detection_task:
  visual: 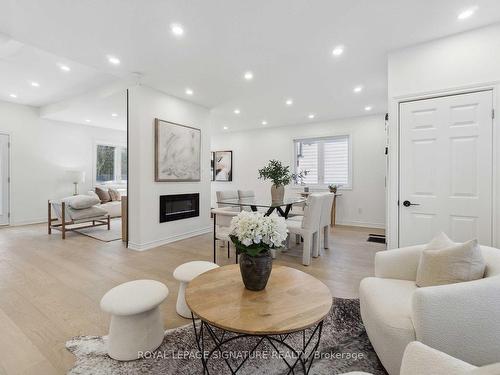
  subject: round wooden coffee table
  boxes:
[186,264,332,374]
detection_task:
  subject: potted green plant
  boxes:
[229,211,288,291]
[258,159,308,202]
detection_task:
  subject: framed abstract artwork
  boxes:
[155,119,201,182]
[210,152,215,181]
[214,150,233,181]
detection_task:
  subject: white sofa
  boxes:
[88,188,125,218]
[343,341,500,375]
[359,244,500,375]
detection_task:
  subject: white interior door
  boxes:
[399,90,493,246]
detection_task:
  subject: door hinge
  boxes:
[7,177,10,183]
[493,109,495,119]
[7,212,10,218]
[397,200,400,206]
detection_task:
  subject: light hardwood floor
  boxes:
[0,223,385,374]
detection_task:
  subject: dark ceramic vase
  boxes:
[238,251,273,291]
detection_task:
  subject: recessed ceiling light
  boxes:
[31,81,40,87]
[107,55,121,65]
[170,23,184,36]
[111,113,118,117]
[9,93,17,98]
[332,45,344,56]
[285,99,293,106]
[261,120,268,125]
[58,63,70,72]
[185,88,194,95]
[244,71,253,80]
[353,85,363,93]
[85,119,91,123]
[308,113,316,119]
[458,6,478,20]
[365,106,373,111]
[234,109,240,114]
[223,126,229,130]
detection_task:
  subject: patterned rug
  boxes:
[66,298,387,374]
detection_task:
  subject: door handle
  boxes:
[403,200,420,207]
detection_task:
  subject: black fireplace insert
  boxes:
[159,193,200,223]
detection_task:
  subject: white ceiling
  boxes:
[1,0,500,132]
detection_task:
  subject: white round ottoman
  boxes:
[100,279,168,361]
[173,261,219,318]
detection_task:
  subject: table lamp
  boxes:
[67,170,86,195]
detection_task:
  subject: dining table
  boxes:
[216,196,306,219]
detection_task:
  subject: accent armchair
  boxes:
[359,244,500,375]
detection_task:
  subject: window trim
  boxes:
[93,140,128,185]
[292,134,352,190]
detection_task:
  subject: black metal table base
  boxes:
[191,314,324,374]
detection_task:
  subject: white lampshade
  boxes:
[67,170,86,184]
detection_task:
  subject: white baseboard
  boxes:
[335,220,385,229]
[9,218,47,227]
[127,226,212,251]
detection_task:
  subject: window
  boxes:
[294,135,351,188]
[95,143,127,183]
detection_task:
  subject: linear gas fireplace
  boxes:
[159,193,200,223]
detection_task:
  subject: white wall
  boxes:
[128,85,212,251]
[387,24,500,248]
[211,114,386,228]
[0,99,126,225]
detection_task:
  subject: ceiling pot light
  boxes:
[332,45,344,56]
[9,93,17,98]
[244,71,253,80]
[85,119,91,123]
[223,126,229,130]
[261,120,268,125]
[234,109,240,114]
[170,23,184,36]
[285,99,293,106]
[353,85,363,93]
[31,81,40,87]
[458,6,478,20]
[111,113,118,117]
[364,106,373,111]
[107,55,121,65]
[58,63,70,72]
[308,113,316,119]
[185,88,194,95]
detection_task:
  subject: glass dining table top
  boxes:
[216,197,306,208]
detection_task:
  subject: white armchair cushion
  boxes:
[63,194,100,209]
[416,239,486,287]
[425,232,455,250]
[412,275,500,366]
[400,341,476,375]
[375,245,424,281]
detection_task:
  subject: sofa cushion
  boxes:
[100,201,122,218]
[108,188,121,201]
[359,277,417,375]
[63,194,100,210]
[95,187,111,203]
[67,206,108,221]
[416,239,486,287]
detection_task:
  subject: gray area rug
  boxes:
[66,298,386,374]
[74,218,122,242]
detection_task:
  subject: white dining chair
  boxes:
[237,190,256,211]
[211,207,239,264]
[285,194,322,266]
[216,190,239,210]
[315,193,335,256]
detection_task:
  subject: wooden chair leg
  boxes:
[302,234,312,266]
[61,202,66,240]
[312,232,320,258]
[48,200,52,234]
[323,226,329,249]
[227,242,230,258]
[107,216,111,230]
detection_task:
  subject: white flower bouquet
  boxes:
[229,211,288,257]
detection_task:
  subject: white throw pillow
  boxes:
[416,239,486,287]
[63,195,100,210]
[425,232,455,250]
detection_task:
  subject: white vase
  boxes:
[271,184,285,202]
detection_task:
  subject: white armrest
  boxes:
[400,341,475,375]
[375,245,425,281]
[211,208,240,216]
[412,276,500,366]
